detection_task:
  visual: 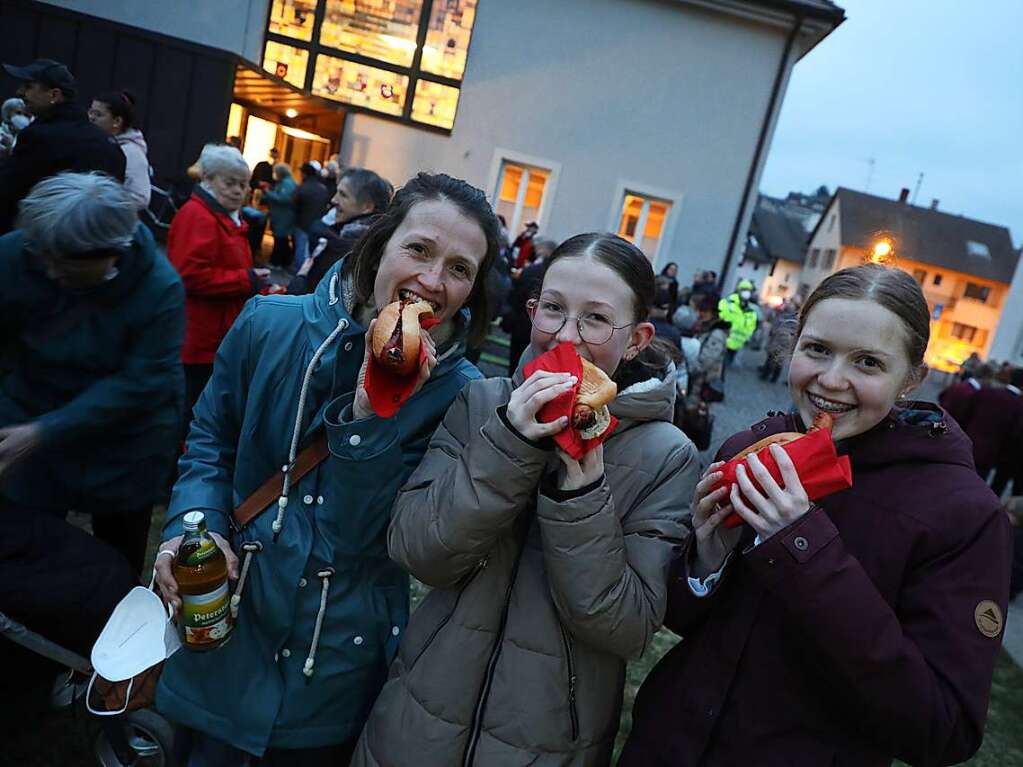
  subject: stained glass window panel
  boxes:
[311,54,408,115]
[422,0,477,80]
[263,41,310,89]
[320,0,424,68]
[410,79,459,129]
[268,0,316,41]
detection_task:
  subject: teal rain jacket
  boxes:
[155,261,480,756]
[0,224,184,511]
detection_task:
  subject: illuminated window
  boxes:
[411,80,459,129]
[951,323,978,343]
[262,0,476,131]
[320,0,424,68]
[269,0,317,41]
[422,0,477,80]
[618,193,673,261]
[263,41,310,89]
[494,162,550,237]
[311,54,408,115]
[964,282,991,304]
[912,268,927,284]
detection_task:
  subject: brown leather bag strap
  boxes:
[231,433,330,530]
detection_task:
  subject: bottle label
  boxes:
[182,538,219,567]
[181,582,232,646]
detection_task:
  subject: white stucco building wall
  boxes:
[37,0,270,61]
[339,0,831,280]
[989,254,1023,364]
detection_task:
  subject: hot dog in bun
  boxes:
[733,411,834,459]
[371,298,435,376]
[572,358,617,439]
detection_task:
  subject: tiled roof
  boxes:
[831,187,1019,284]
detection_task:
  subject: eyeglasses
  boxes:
[527,298,633,346]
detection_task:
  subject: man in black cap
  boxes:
[0,59,126,233]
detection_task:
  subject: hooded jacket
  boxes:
[353,361,699,766]
[262,172,298,236]
[167,187,257,365]
[621,404,1011,767]
[155,261,481,756]
[0,102,126,233]
[717,291,757,351]
[0,224,184,511]
[115,128,151,210]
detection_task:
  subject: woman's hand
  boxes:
[556,443,604,491]
[729,443,811,540]
[352,320,438,420]
[506,370,576,442]
[690,461,743,579]
[153,532,239,618]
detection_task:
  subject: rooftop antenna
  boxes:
[864,156,875,193]
[910,172,924,205]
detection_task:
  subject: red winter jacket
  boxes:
[622,404,1011,767]
[168,190,256,364]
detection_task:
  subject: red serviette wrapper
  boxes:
[522,342,618,460]
[712,427,853,529]
[364,317,441,418]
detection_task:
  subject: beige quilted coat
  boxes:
[352,365,699,766]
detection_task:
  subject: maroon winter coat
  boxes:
[621,404,1011,767]
[167,188,256,365]
[960,385,1023,474]
[937,378,980,428]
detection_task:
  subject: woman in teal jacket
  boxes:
[261,163,298,268]
[153,173,499,766]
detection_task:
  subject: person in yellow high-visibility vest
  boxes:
[718,278,758,367]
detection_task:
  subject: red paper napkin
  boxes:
[364,317,441,418]
[712,427,853,529]
[522,342,618,460]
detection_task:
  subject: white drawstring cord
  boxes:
[229,541,263,619]
[272,318,349,540]
[303,568,335,678]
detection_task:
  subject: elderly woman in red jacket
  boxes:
[622,264,1011,767]
[168,144,270,418]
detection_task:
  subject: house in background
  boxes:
[802,187,1019,371]
[733,187,829,301]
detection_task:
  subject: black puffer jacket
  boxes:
[286,213,377,295]
[0,102,126,233]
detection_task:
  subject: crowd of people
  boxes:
[0,56,1016,767]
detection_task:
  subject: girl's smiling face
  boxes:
[788,297,918,440]
[530,255,654,377]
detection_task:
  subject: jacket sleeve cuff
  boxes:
[481,406,551,472]
[744,505,838,589]
[496,404,552,451]
[325,393,400,461]
[540,473,605,503]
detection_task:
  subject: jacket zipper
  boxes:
[408,557,487,671]
[559,621,580,741]
[462,549,524,767]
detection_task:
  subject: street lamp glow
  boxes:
[285,108,298,118]
[870,239,893,263]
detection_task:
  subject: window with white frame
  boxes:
[493,161,551,238]
[617,192,673,261]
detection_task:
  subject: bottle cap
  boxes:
[182,511,206,531]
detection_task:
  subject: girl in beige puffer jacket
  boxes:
[353,233,700,767]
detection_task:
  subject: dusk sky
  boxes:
[760,0,1023,248]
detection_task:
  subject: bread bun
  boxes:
[734,412,833,459]
[573,358,617,438]
[371,300,435,376]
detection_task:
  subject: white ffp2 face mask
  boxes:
[739,290,751,301]
[10,114,31,132]
[87,586,180,716]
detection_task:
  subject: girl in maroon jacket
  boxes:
[622,264,1011,767]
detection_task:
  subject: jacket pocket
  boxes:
[407,558,487,672]
[558,620,580,742]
